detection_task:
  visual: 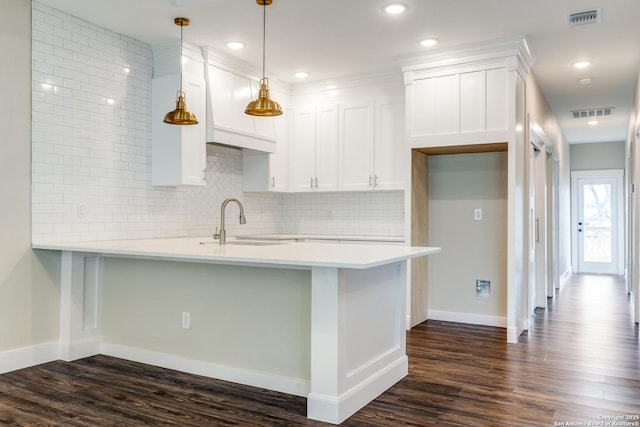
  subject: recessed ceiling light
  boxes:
[578,76,592,84]
[226,41,245,50]
[294,71,309,79]
[588,120,599,126]
[573,61,591,69]
[420,38,438,47]
[383,3,407,15]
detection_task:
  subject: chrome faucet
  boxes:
[216,198,247,245]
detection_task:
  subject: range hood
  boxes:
[203,49,277,153]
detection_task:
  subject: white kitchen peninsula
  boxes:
[33,238,440,425]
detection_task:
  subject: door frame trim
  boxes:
[571,169,624,275]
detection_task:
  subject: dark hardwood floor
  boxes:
[1,274,639,426]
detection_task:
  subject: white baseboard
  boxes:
[59,338,101,362]
[101,343,310,398]
[507,326,520,344]
[560,266,572,286]
[0,341,59,374]
[428,310,507,328]
[307,355,407,424]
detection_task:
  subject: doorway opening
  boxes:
[571,169,624,275]
[410,143,508,328]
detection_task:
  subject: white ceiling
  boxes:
[37,0,640,144]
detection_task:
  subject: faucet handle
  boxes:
[213,226,220,240]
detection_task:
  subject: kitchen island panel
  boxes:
[102,258,312,382]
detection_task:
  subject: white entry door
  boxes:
[572,170,624,275]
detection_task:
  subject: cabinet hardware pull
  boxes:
[374,175,378,188]
[310,177,314,188]
[272,176,275,188]
[315,177,318,188]
[369,175,372,187]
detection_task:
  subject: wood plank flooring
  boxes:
[1,274,639,426]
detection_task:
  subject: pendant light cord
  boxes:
[262,1,266,79]
[180,21,184,92]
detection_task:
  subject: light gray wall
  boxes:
[102,258,311,379]
[525,73,572,279]
[428,152,508,322]
[0,0,60,353]
[570,141,626,171]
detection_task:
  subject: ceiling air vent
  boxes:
[568,9,602,26]
[571,107,614,119]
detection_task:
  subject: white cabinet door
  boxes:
[292,107,317,191]
[314,104,338,191]
[242,106,290,192]
[151,72,206,186]
[338,101,375,191]
[270,110,289,191]
[374,99,405,190]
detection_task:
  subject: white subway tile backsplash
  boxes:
[31,3,404,244]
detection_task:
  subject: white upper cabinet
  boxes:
[151,70,207,186]
[373,99,405,190]
[402,37,534,148]
[291,105,338,192]
[338,101,375,191]
[338,99,405,191]
[243,105,290,192]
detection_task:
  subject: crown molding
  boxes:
[401,36,535,80]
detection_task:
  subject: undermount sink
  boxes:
[199,240,285,246]
[227,240,285,246]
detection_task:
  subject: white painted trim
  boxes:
[307,355,407,425]
[0,341,59,374]
[560,266,572,287]
[59,338,101,362]
[507,327,520,344]
[101,343,310,398]
[428,310,507,328]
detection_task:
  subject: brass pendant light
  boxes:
[245,0,283,116]
[164,17,199,125]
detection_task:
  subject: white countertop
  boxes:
[235,234,405,243]
[33,237,440,269]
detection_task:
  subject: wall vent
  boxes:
[568,9,601,26]
[571,107,614,119]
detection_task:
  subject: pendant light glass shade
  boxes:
[164,17,198,125]
[245,0,283,117]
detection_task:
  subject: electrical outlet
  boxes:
[476,280,490,297]
[474,208,482,221]
[181,312,191,330]
[78,202,87,218]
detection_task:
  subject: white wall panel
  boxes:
[486,68,508,131]
[410,78,436,136]
[434,74,460,134]
[460,71,486,132]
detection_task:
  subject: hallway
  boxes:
[0,275,638,426]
